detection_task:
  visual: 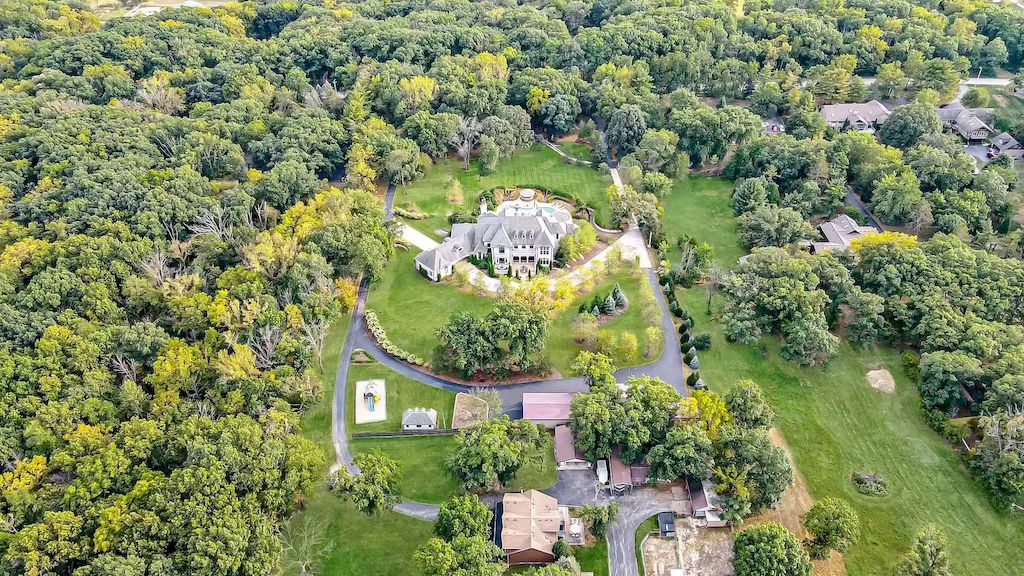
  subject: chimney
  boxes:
[480,198,488,215]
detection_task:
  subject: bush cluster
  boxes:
[393,207,430,220]
[851,471,888,496]
[364,309,426,366]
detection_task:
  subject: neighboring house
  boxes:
[989,132,1024,160]
[401,407,437,430]
[689,477,728,528]
[608,450,648,495]
[414,189,576,281]
[554,425,591,470]
[497,490,562,565]
[937,103,995,142]
[819,100,891,131]
[810,214,877,253]
[522,392,574,428]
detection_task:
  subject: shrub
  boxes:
[678,323,689,335]
[364,310,421,366]
[679,333,690,346]
[692,333,711,350]
[687,371,700,386]
[552,539,573,559]
[851,471,888,496]
[672,305,684,318]
[683,352,695,364]
[901,350,921,381]
[683,317,693,328]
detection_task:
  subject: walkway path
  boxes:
[539,137,594,167]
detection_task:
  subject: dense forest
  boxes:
[0,0,1023,574]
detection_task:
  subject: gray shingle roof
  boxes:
[402,407,437,427]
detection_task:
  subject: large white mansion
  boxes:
[414,189,577,281]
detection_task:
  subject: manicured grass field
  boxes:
[369,249,654,377]
[680,289,1024,576]
[394,144,613,235]
[351,435,462,503]
[351,431,555,502]
[366,248,494,360]
[660,176,745,267]
[282,318,443,576]
[575,540,609,576]
[555,140,592,161]
[346,361,457,433]
[547,269,653,373]
[657,172,1024,575]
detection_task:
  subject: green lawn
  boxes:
[575,540,609,576]
[660,176,744,267]
[346,361,457,433]
[366,248,494,360]
[657,173,1024,575]
[395,144,613,236]
[555,140,592,161]
[369,249,654,377]
[680,288,1024,576]
[281,317,445,576]
[351,435,462,503]
[634,515,659,574]
[503,441,558,492]
[547,269,653,373]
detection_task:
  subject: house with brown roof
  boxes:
[819,100,891,132]
[498,490,562,565]
[607,450,649,495]
[688,477,728,528]
[810,214,877,253]
[937,102,995,142]
[554,425,590,470]
[990,132,1024,160]
[522,392,574,428]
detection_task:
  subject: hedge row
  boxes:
[364,310,427,367]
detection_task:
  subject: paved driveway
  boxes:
[605,489,679,576]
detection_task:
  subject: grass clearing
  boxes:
[547,269,653,373]
[366,248,493,360]
[281,317,445,576]
[680,289,1024,576]
[346,362,457,433]
[351,435,462,503]
[660,176,744,267]
[575,540,610,576]
[369,250,655,377]
[658,172,1024,575]
[395,145,613,235]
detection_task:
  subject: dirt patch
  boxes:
[866,369,896,394]
[452,393,490,428]
[744,429,848,576]
[658,517,734,576]
[642,533,681,576]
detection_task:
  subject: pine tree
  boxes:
[603,294,617,314]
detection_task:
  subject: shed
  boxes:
[401,407,437,430]
[554,425,591,470]
[522,393,574,427]
[658,512,676,538]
